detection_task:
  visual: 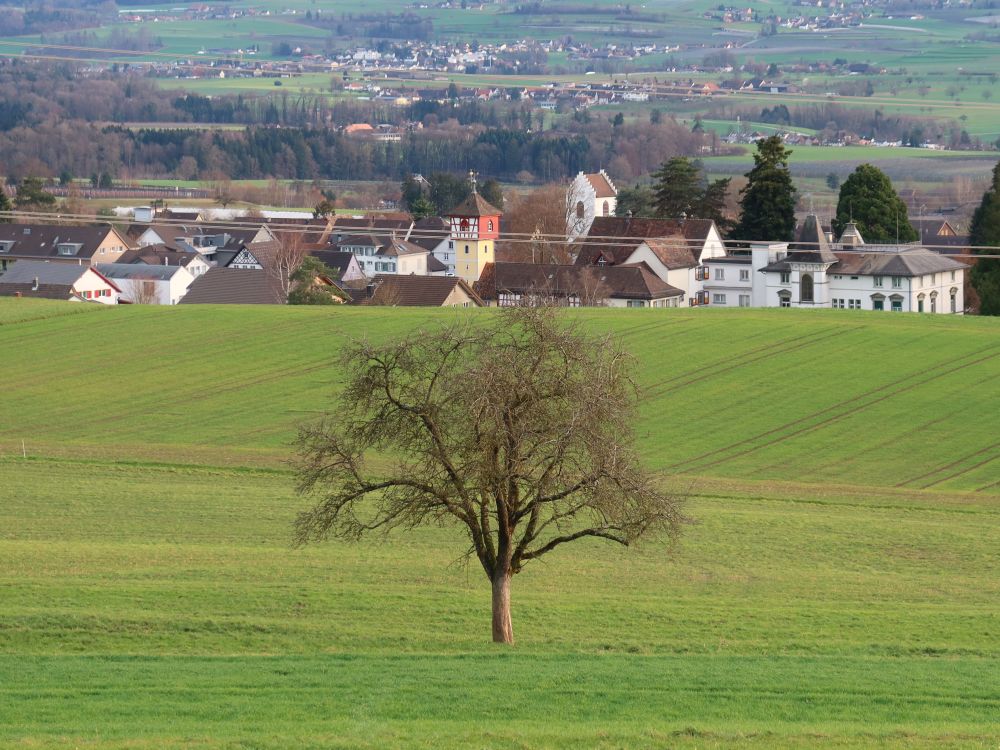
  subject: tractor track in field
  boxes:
[896,441,1000,489]
[667,345,1000,474]
[643,326,855,399]
[917,446,1000,490]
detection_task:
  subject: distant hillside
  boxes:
[1,300,996,493]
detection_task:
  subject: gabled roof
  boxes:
[379,238,427,257]
[309,250,360,278]
[179,268,285,304]
[427,254,447,272]
[449,191,502,217]
[365,274,483,306]
[576,216,717,268]
[0,223,125,261]
[584,170,617,199]
[96,263,189,281]
[0,260,92,286]
[761,246,968,277]
[117,245,207,268]
[475,262,684,302]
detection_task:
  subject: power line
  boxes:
[1,209,999,258]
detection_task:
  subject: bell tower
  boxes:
[448,171,502,284]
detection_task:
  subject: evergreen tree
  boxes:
[833,163,917,243]
[969,161,1000,315]
[429,172,471,215]
[288,257,341,306]
[651,157,700,219]
[694,177,733,233]
[400,174,423,210]
[14,176,56,211]
[732,136,797,242]
[615,184,655,218]
[479,178,504,210]
[0,187,11,223]
[409,196,437,220]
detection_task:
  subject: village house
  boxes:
[475,261,685,308]
[0,224,132,271]
[96,263,195,305]
[354,274,484,307]
[702,215,968,313]
[574,216,727,301]
[116,245,212,279]
[0,260,121,303]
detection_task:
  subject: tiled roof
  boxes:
[584,171,617,199]
[475,262,684,302]
[117,245,206,268]
[96,263,188,281]
[0,260,91,286]
[179,268,285,304]
[366,274,483,306]
[0,223,123,261]
[575,216,716,267]
[761,247,968,277]
[449,192,502,217]
[309,250,358,278]
[787,214,838,264]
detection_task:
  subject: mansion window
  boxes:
[873,300,884,311]
[778,292,791,308]
[848,299,861,310]
[950,289,958,313]
[891,297,903,312]
[714,268,724,281]
[800,273,814,303]
[832,298,845,309]
[891,276,902,289]
[712,293,726,305]
[740,269,750,281]
[951,271,956,282]
[626,299,646,308]
[873,275,884,287]
[739,294,750,307]
[780,272,790,284]
[930,292,938,313]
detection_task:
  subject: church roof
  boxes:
[584,171,617,199]
[449,191,502,217]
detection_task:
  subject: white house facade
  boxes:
[702,218,968,314]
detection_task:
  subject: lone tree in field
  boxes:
[293,309,682,644]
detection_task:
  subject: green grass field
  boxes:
[1,301,998,748]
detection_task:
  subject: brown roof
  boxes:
[0,223,126,262]
[408,216,450,251]
[475,262,684,302]
[584,171,617,199]
[309,250,359,278]
[787,214,838,264]
[0,283,77,300]
[449,191,502,217]
[364,274,484,306]
[179,268,285,304]
[576,216,716,267]
[117,245,206,268]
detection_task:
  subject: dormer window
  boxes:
[57,243,81,256]
[0,241,11,253]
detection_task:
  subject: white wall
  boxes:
[74,270,120,304]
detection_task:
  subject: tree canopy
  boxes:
[731,136,796,242]
[969,161,1000,315]
[833,163,917,243]
[293,309,682,644]
[0,186,10,222]
[14,176,56,211]
[649,157,732,231]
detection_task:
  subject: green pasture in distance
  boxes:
[0,301,998,748]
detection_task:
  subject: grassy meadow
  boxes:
[0,300,998,748]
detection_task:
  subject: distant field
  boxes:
[0,301,998,747]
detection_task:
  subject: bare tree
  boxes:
[497,185,575,264]
[267,233,308,299]
[293,308,682,644]
[126,279,158,304]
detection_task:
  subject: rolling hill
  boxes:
[0,300,997,749]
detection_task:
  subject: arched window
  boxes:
[460,218,469,231]
[950,287,957,313]
[930,290,938,313]
[487,220,494,232]
[800,273,814,303]
[778,291,791,308]
[602,200,610,216]
[917,292,925,313]
[576,201,585,219]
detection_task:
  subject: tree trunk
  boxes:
[491,571,513,644]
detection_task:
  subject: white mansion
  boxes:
[703,216,968,314]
